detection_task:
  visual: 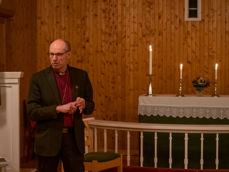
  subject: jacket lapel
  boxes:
[46,67,62,105]
[69,66,79,101]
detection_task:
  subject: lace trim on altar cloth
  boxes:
[138,105,229,119]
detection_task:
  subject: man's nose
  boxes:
[52,55,58,60]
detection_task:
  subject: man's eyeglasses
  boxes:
[48,51,69,57]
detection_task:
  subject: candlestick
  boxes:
[213,63,219,97]
[177,78,184,97]
[147,74,153,96]
[180,63,183,80]
[213,80,219,97]
[177,63,184,97]
[149,81,152,96]
[149,45,152,75]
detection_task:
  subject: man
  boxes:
[28,39,94,172]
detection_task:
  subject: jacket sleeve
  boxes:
[27,74,59,121]
[83,72,95,115]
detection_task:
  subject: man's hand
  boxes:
[56,101,77,114]
[76,97,85,113]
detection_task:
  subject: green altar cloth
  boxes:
[139,115,229,169]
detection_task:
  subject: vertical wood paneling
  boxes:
[178,0,184,91]
[219,1,223,92]
[218,0,225,93]
[157,0,163,93]
[152,0,157,93]
[117,0,123,121]
[203,0,209,91]
[225,0,229,93]
[212,0,220,92]
[37,0,229,121]
[2,1,229,122]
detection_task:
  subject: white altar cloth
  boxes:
[138,95,229,119]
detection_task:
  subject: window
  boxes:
[185,0,201,21]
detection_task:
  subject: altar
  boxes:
[138,95,229,169]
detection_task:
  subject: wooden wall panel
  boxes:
[0,0,37,102]
[36,0,229,121]
[225,0,229,94]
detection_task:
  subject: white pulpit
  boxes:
[0,72,23,172]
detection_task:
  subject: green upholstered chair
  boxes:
[84,120,123,172]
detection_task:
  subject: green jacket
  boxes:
[28,66,94,156]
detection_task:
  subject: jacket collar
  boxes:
[68,66,79,100]
[47,65,79,104]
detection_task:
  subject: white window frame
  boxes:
[185,0,201,21]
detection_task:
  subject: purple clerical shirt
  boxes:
[54,70,73,127]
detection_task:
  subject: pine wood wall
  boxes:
[36,0,229,123]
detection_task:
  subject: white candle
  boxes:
[215,63,218,80]
[180,63,183,80]
[149,45,152,75]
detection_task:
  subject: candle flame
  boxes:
[180,63,183,70]
[215,63,218,70]
[149,45,152,51]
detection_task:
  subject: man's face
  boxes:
[49,40,71,72]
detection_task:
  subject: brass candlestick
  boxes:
[177,78,184,97]
[148,74,152,96]
[213,79,219,97]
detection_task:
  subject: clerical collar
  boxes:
[59,72,66,76]
[54,69,68,76]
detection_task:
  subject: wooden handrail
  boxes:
[86,119,229,169]
[87,119,229,133]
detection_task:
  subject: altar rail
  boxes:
[85,118,229,170]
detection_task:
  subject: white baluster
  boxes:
[127,131,130,166]
[104,129,107,152]
[90,127,94,150]
[115,130,118,153]
[200,133,204,170]
[216,133,219,170]
[140,131,144,167]
[169,132,173,168]
[184,133,188,169]
[94,128,97,152]
[154,132,158,168]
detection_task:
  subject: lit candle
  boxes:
[215,63,218,80]
[149,45,152,75]
[180,63,183,80]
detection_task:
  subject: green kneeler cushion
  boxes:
[84,152,120,162]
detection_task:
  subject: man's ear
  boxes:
[67,51,71,59]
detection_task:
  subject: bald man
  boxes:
[28,39,94,172]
